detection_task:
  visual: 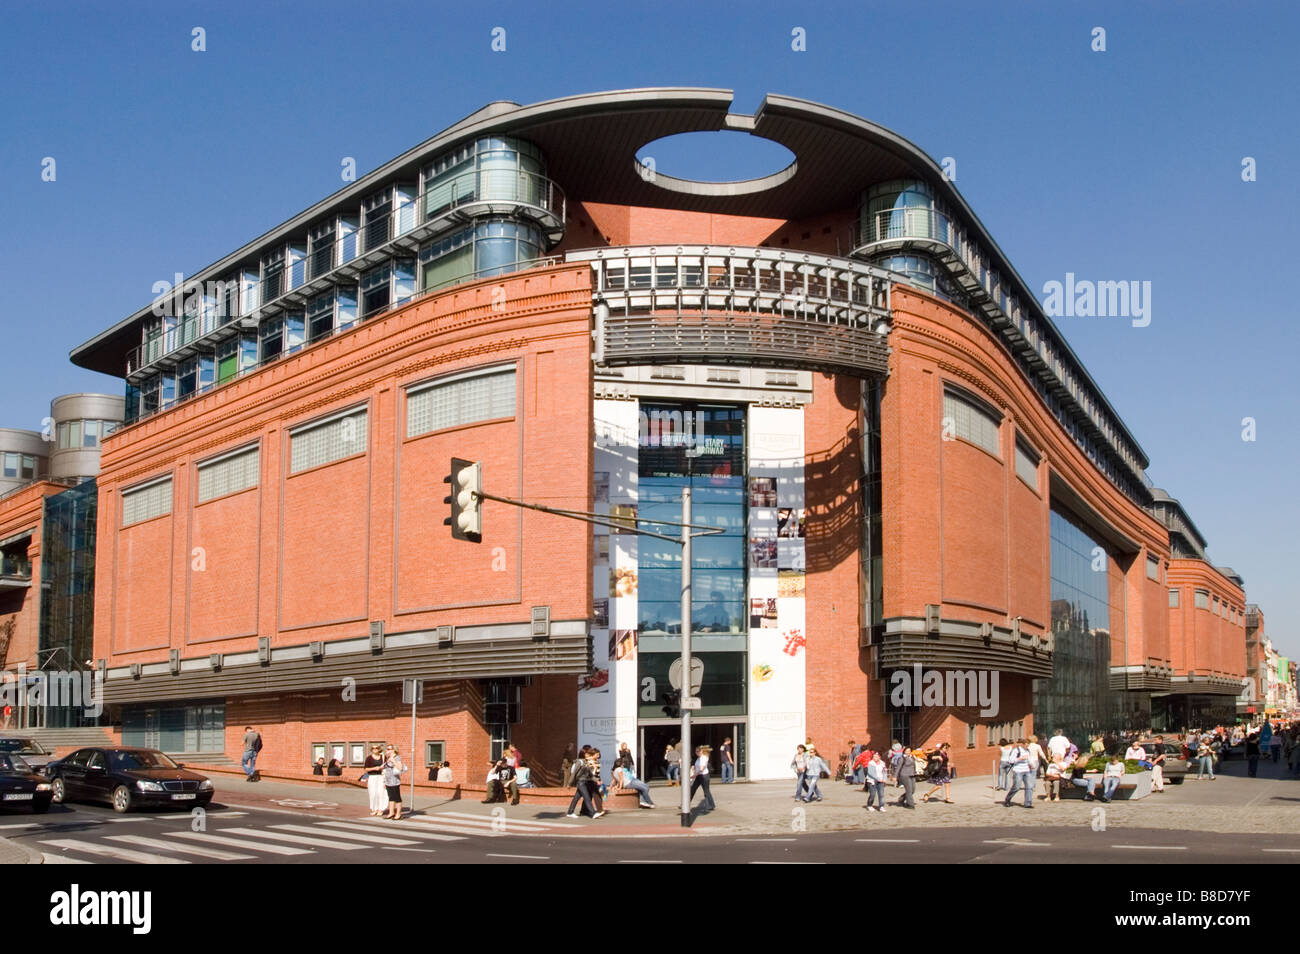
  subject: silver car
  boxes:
[0,737,55,771]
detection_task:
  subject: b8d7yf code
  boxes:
[1201,891,1250,902]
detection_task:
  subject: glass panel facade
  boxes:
[37,480,100,728]
[636,404,746,720]
[1033,506,1121,741]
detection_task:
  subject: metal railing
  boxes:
[573,245,894,379]
[127,169,566,376]
[120,255,561,429]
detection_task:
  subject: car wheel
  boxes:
[31,799,51,814]
[50,778,65,804]
[111,785,133,814]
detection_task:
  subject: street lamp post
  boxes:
[680,487,692,828]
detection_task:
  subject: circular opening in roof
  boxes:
[635,131,796,196]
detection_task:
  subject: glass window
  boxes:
[1146,555,1159,581]
[943,388,1001,457]
[1014,438,1038,488]
[3,453,17,478]
[361,264,391,317]
[406,366,516,437]
[425,741,446,766]
[260,316,284,363]
[82,420,99,447]
[289,409,368,474]
[20,455,35,479]
[284,312,305,354]
[1169,589,1180,608]
[197,445,260,503]
[122,477,173,526]
[68,420,82,447]
[1194,589,1210,610]
[307,292,335,343]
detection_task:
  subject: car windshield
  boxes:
[109,750,179,772]
[0,753,33,773]
[0,739,47,756]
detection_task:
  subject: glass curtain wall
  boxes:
[1033,506,1120,742]
[636,403,747,720]
[38,480,100,728]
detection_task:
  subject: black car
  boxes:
[0,752,54,813]
[0,737,56,771]
[45,747,214,813]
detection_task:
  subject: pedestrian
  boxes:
[500,757,520,804]
[921,742,953,803]
[804,745,827,802]
[887,741,905,784]
[1047,729,1070,763]
[364,744,387,815]
[1002,738,1034,809]
[1067,753,1098,799]
[617,741,634,771]
[1089,734,1106,756]
[589,748,606,814]
[516,759,533,789]
[612,757,655,808]
[864,750,887,812]
[437,761,453,783]
[483,759,504,803]
[1101,754,1124,802]
[1245,732,1261,778]
[1195,738,1216,780]
[1044,758,1063,801]
[996,738,1012,791]
[894,744,916,809]
[689,745,716,811]
[849,739,868,785]
[791,744,809,801]
[241,725,262,782]
[382,744,406,819]
[566,746,599,818]
[1028,735,1048,790]
[720,736,735,783]
[665,743,682,785]
[1269,730,1283,764]
[1149,736,1167,792]
[559,742,576,790]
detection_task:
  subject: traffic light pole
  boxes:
[680,486,692,828]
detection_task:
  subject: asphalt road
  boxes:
[4,798,1299,864]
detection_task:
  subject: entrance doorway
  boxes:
[640,721,744,782]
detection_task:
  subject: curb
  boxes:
[0,836,44,864]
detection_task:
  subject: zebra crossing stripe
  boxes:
[434,811,579,829]
[40,838,189,864]
[316,820,464,842]
[107,833,254,861]
[230,827,366,850]
[269,823,418,847]
[171,830,313,855]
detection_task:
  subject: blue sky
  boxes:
[2,1,1296,656]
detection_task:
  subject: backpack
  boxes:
[253,734,263,753]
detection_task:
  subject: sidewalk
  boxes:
[208,760,1300,837]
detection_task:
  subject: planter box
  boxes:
[1060,769,1152,800]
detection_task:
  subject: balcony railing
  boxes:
[0,556,32,580]
[120,255,560,429]
[573,245,894,380]
[127,170,566,376]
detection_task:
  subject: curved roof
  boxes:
[69,87,1149,471]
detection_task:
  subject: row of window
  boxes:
[120,366,516,526]
[1172,588,1243,622]
[1,452,42,481]
[127,218,544,425]
[54,419,117,450]
[865,180,1146,503]
[311,740,447,768]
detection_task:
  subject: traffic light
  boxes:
[661,688,681,719]
[444,458,482,541]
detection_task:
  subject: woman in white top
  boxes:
[689,745,716,811]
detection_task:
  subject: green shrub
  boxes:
[1084,757,1144,773]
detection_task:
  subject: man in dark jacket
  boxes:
[895,748,916,809]
[1246,733,1261,778]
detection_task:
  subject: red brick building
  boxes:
[68,89,1257,782]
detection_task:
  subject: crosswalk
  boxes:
[33,810,581,864]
